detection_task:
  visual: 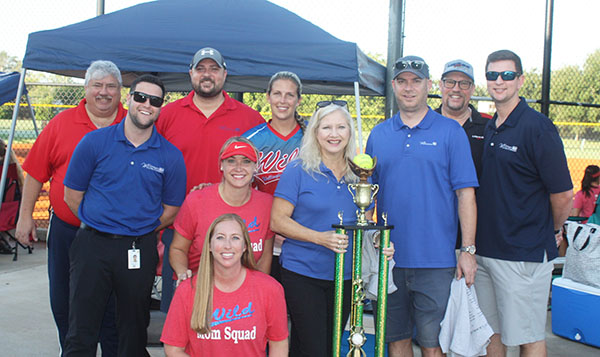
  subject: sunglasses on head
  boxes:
[131,91,164,107]
[316,100,348,109]
[485,71,521,81]
[395,60,425,71]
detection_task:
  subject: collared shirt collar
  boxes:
[181,90,237,114]
[113,118,161,148]
[491,97,527,130]
[391,107,435,131]
[75,99,125,127]
[318,162,346,183]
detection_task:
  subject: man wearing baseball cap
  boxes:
[366,55,478,356]
[155,47,265,312]
[435,59,491,179]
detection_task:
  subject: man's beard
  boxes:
[129,111,156,130]
[192,78,223,98]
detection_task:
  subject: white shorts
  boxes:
[474,254,553,346]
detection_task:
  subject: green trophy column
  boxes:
[347,228,366,356]
[375,227,391,357]
[332,224,346,357]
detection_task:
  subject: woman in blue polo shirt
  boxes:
[271,101,392,356]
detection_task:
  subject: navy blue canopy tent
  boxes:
[5,0,386,203]
[22,0,385,95]
[0,72,27,105]
[0,72,37,136]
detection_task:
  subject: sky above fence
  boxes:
[2,0,599,86]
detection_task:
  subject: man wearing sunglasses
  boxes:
[16,60,126,356]
[475,50,573,356]
[366,56,478,357]
[435,59,491,179]
[155,48,264,313]
[63,74,186,356]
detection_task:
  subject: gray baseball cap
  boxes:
[190,47,227,70]
[441,59,474,81]
[393,55,429,79]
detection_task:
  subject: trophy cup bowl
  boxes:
[348,156,379,226]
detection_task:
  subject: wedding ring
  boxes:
[338,239,342,245]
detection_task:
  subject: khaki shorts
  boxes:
[474,254,553,346]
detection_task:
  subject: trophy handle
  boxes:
[348,183,357,202]
[370,184,379,202]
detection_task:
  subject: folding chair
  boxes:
[0,163,32,261]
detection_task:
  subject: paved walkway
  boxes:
[1,242,598,356]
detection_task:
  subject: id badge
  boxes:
[128,249,141,269]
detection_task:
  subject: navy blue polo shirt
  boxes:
[366,108,478,268]
[64,119,186,236]
[476,98,572,262]
[274,160,358,280]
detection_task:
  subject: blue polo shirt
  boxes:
[366,108,478,268]
[476,98,572,262]
[64,119,187,236]
[274,160,358,280]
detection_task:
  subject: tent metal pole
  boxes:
[354,82,364,152]
[0,68,27,208]
[25,93,39,136]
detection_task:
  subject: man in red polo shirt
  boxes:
[156,47,264,192]
[156,47,264,312]
[16,60,125,356]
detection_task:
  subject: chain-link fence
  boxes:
[2,0,600,227]
[3,82,597,228]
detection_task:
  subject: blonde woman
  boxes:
[271,102,394,356]
[169,137,275,289]
[161,213,288,356]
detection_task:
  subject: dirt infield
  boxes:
[9,143,594,229]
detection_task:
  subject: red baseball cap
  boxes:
[220,142,257,163]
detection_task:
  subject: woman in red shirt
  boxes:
[571,165,600,220]
[169,138,275,287]
[161,213,288,356]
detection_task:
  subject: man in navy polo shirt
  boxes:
[366,56,478,356]
[475,50,572,356]
[63,74,186,356]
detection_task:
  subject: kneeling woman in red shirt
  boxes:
[161,213,289,356]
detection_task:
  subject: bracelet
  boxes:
[554,229,561,235]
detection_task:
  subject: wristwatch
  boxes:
[460,245,476,255]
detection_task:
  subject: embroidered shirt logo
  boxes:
[471,135,484,140]
[499,143,518,152]
[141,162,164,174]
[419,141,437,146]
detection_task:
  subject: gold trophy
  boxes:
[347,155,379,226]
[332,154,392,357]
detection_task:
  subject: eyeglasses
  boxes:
[485,71,521,81]
[395,60,425,71]
[131,91,164,107]
[442,79,473,90]
[316,100,348,109]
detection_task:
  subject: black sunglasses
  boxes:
[395,60,425,71]
[485,71,521,81]
[131,91,164,107]
[316,100,348,109]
